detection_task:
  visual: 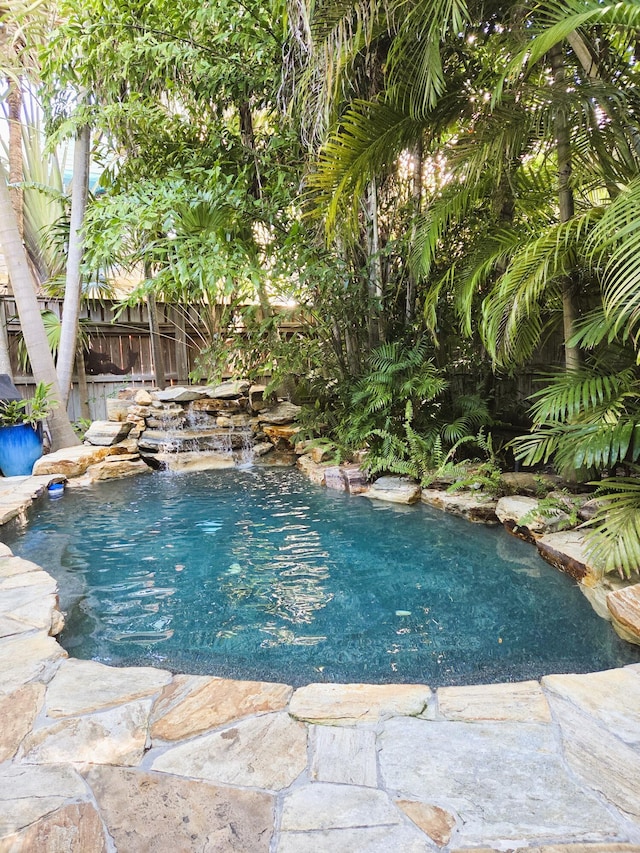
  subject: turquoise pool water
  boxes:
[5,468,639,685]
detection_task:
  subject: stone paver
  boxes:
[21,698,153,766]
[309,725,377,786]
[378,717,624,846]
[289,682,429,723]
[1,474,640,852]
[0,683,45,762]
[277,784,435,853]
[0,803,107,853]
[150,673,292,741]
[151,711,308,790]
[0,631,66,696]
[546,691,640,822]
[435,679,551,722]
[84,765,274,852]
[543,667,640,745]
[45,658,171,717]
[0,764,87,836]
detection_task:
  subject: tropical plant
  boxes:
[0,381,55,426]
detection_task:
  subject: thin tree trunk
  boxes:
[0,176,79,449]
[405,138,423,325]
[146,285,166,389]
[75,349,90,420]
[550,43,581,371]
[57,124,91,407]
[366,178,383,348]
[6,80,23,237]
[0,300,13,378]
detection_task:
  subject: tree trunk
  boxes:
[550,43,581,371]
[366,178,383,348]
[0,300,13,378]
[6,80,23,237]
[405,138,423,325]
[146,286,166,389]
[0,175,79,449]
[57,124,91,407]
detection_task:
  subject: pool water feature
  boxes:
[5,468,639,686]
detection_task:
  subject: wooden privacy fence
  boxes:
[3,297,206,421]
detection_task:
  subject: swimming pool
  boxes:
[5,468,639,685]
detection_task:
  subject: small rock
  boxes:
[324,466,347,491]
[263,424,299,448]
[134,389,153,405]
[249,384,268,411]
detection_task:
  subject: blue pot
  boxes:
[0,422,44,476]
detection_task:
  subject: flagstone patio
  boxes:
[1,474,640,852]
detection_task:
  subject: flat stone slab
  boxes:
[546,691,640,821]
[0,631,66,696]
[154,386,208,402]
[0,764,87,836]
[496,495,549,539]
[365,476,421,504]
[0,683,45,762]
[84,419,133,446]
[0,802,107,853]
[45,658,172,717]
[535,530,595,581]
[203,380,251,399]
[435,680,551,722]
[84,765,273,853]
[151,711,307,790]
[259,401,301,424]
[542,667,640,745]
[83,456,151,481]
[289,683,429,724]
[21,698,153,765]
[421,488,499,524]
[309,725,377,786]
[150,674,293,741]
[379,717,622,845]
[607,584,640,644]
[277,784,434,853]
[32,444,114,478]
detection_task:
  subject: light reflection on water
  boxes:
[3,467,640,686]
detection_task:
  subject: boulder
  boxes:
[84,421,133,447]
[83,457,152,482]
[263,424,299,448]
[365,476,421,504]
[500,472,562,495]
[154,386,208,403]
[105,398,132,423]
[297,455,327,486]
[535,530,595,581]
[259,402,301,425]
[495,495,569,541]
[249,384,269,411]
[324,466,347,492]
[134,389,153,405]
[421,489,498,524]
[342,465,368,495]
[32,445,115,479]
[203,380,251,399]
[607,584,640,645]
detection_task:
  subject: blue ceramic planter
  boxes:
[0,422,43,476]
